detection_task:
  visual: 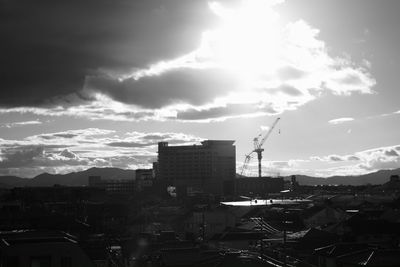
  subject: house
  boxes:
[209,231,264,250]
[304,206,347,228]
[294,228,340,251]
[0,230,95,267]
[314,243,400,267]
[183,206,237,240]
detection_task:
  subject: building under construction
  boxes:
[156,117,284,197]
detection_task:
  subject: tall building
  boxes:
[157,140,236,196]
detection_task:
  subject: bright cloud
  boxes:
[0,129,203,177]
[356,145,400,171]
[328,117,355,125]
[309,145,400,176]
[240,144,400,177]
[0,120,42,128]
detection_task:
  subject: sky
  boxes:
[0,0,399,178]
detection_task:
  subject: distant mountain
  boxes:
[0,176,28,188]
[0,167,398,188]
[0,167,135,188]
[283,168,400,186]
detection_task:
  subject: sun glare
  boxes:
[198,0,283,78]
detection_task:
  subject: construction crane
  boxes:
[241,117,281,178]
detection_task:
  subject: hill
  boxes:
[0,167,399,188]
[284,169,400,186]
[0,176,27,188]
[0,167,135,188]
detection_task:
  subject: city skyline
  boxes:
[1,0,399,178]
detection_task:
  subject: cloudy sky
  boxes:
[1,0,399,178]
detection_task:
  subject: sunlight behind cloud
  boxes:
[199,0,282,76]
[95,0,375,122]
[1,0,376,123]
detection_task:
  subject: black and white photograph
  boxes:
[1,0,400,266]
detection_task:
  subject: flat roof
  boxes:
[159,140,235,149]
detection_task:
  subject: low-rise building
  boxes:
[88,176,135,195]
[0,230,95,267]
[182,206,237,240]
[304,206,347,228]
[135,169,154,192]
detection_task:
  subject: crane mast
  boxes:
[241,117,281,178]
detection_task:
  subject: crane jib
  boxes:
[240,117,281,177]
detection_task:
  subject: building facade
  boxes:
[157,140,236,196]
[135,169,154,192]
[0,230,95,267]
[88,176,135,195]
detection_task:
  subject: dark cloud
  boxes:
[53,134,78,139]
[39,135,57,140]
[107,131,201,147]
[385,149,399,157]
[59,149,78,159]
[0,0,375,123]
[0,146,44,168]
[142,134,172,140]
[140,133,198,142]
[0,0,218,107]
[107,142,153,148]
[114,111,157,120]
[86,68,241,108]
[35,128,114,141]
[328,155,344,162]
[347,155,360,161]
[38,133,78,140]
